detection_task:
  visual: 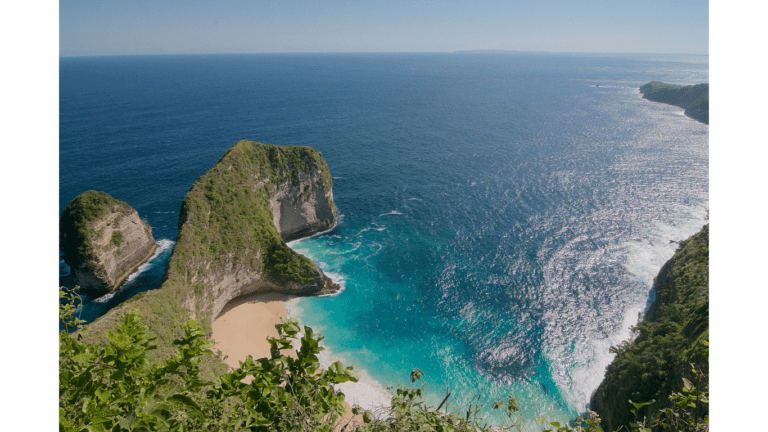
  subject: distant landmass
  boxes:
[453,49,522,54]
[639,81,709,124]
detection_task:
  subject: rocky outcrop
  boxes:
[166,141,339,325]
[60,191,157,297]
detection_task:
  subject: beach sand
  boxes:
[211,292,364,431]
[211,292,293,366]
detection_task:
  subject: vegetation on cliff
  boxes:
[60,190,157,295]
[639,82,709,124]
[590,225,709,431]
[60,191,134,272]
[172,141,325,286]
[77,141,336,366]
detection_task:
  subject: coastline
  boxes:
[210,291,368,430]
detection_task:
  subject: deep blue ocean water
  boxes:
[60,52,708,427]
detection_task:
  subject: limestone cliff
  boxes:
[60,191,158,297]
[79,141,338,365]
[167,141,338,326]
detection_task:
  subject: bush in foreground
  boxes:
[60,287,706,431]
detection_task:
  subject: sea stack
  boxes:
[60,191,158,297]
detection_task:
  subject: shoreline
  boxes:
[210,291,368,430]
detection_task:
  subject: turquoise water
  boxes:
[60,52,708,427]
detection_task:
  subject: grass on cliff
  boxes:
[171,141,327,287]
[639,82,709,124]
[60,190,132,271]
[79,141,334,375]
[592,225,709,430]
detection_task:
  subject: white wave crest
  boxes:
[379,210,403,216]
[318,271,347,296]
[314,349,392,410]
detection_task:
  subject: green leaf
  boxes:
[410,368,424,383]
[167,394,203,414]
[682,377,692,391]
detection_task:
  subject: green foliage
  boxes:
[639,82,709,124]
[60,287,213,431]
[111,230,124,246]
[627,342,709,432]
[60,288,357,431]
[208,317,359,431]
[61,287,708,432]
[264,242,321,284]
[591,226,709,430]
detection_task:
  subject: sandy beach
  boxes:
[211,292,364,430]
[211,292,294,367]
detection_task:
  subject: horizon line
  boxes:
[60,49,709,59]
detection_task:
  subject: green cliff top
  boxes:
[59,190,134,270]
[639,81,709,124]
[80,141,335,362]
[591,224,709,430]
[170,141,329,289]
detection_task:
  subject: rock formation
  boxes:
[79,141,339,363]
[60,191,157,297]
[166,141,339,325]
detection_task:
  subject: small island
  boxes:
[639,81,709,124]
[60,191,158,297]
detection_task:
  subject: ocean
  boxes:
[60,52,708,427]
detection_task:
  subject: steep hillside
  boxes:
[590,224,709,430]
[639,82,709,124]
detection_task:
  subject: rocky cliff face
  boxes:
[269,168,336,242]
[166,141,338,325]
[60,191,158,297]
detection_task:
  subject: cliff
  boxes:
[169,140,339,325]
[80,141,338,363]
[639,82,709,124]
[590,225,709,430]
[60,191,158,297]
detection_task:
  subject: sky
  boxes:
[59,0,709,57]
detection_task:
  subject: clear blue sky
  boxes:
[59,0,709,56]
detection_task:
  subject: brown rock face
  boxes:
[60,191,157,297]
